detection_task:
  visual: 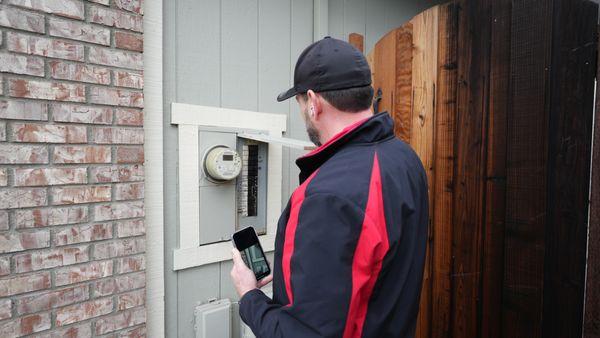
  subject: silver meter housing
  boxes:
[202,145,242,183]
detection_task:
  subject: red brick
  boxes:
[14,167,87,187]
[89,86,144,108]
[51,185,111,205]
[53,145,111,164]
[8,0,85,20]
[116,255,145,274]
[115,219,144,238]
[0,5,45,33]
[116,146,144,164]
[114,182,144,201]
[0,272,50,297]
[16,285,88,315]
[49,17,110,45]
[114,0,143,14]
[0,187,47,209]
[94,127,144,144]
[116,325,146,338]
[92,271,145,297]
[0,312,51,336]
[7,31,84,62]
[0,100,48,121]
[54,223,113,246]
[50,60,110,85]
[115,109,143,126]
[93,238,145,259]
[13,245,89,273]
[12,123,87,143]
[88,46,143,70]
[0,168,6,187]
[0,230,50,253]
[56,297,113,326]
[94,201,144,221]
[115,31,143,52]
[0,52,44,76]
[95,307,146,335]
[89,5,143,32]
[15,206,88,228]
[91,165,144,183]
[9,79,85,102]
[0,211,8,230]
[117,289,145,310]
[114,70,144,89]
[52,103,113,125]
[55,260,113,286]
[0,122,6,141]
[0,144,48,164]
[34,323,92,338]
[0,299,11,320]
[0,257,10,276]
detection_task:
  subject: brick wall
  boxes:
[0,0,146,336]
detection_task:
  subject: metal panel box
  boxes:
[194,299,232,338]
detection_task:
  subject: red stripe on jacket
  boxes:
[281,169,319,306]
[343,153,390,338]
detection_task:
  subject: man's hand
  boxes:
[230,248,273,298]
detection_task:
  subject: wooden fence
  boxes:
[364,0,599,337]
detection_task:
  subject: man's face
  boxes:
[296,95,322,146]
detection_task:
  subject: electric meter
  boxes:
[202,145,242,183]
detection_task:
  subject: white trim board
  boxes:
[171,103,287,270]
[143,0,165,335]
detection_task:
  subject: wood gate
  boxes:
[356,0,600,337]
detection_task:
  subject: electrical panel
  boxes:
[197,128,268,246]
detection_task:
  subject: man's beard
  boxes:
[303,112,322,146]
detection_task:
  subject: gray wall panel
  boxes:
[164,1,443,337]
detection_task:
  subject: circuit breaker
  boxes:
[197,128,268,245]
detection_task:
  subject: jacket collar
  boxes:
[296,112,395,183]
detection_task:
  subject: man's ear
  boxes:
[306,90,321,119]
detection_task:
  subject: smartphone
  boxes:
[232,226,271,281]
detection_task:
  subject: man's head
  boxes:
[277,37,374,146]
[295,85,374,145]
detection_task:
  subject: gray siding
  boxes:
[163,1,442,337]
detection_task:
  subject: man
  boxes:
[230,36,429,338]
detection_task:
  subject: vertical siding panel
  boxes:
[221,0,259,110]
[344,0,366,40]
[288,0,315,193]
[328,0,345,40]
[258,0,292,114]
[176,0,221,106]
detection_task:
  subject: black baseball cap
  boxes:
[277,36,372,102]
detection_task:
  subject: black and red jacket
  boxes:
[239,112,429,338]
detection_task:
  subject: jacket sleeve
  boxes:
[239,193,368,338]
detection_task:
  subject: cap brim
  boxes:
[277,87,298,102]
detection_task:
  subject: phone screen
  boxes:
[232,227,271,280]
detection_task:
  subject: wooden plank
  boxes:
[502,1,554,337]
[451,0,491,336]
[394,26,414,143]
[542,1,598,337]
[584,24,600,338]
[409,7,438,338]
[430,3,458,337]
[371,25,413,142]
[348,32,364,53]
[480,0,511,337]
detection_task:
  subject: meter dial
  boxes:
[202,145,242,183]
